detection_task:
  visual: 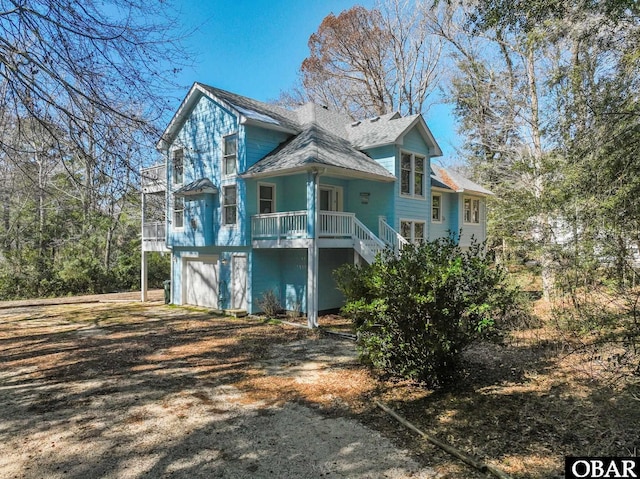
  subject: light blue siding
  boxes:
[430,191,455,240]
[402,128,430,156]
[392,126,433,232]
[365,145,396,174]
[318,249,352,311]
[166,93,240,247]
[252,249,307,314]
[346,179,394,233]
[245,125,290,169]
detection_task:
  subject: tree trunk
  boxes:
[525,45,554,301]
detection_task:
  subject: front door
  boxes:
[231,254,247,310]
[319,185,343,212]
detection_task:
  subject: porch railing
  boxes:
[141,164,166,189]
[142,222,165,241]
[378,217,409,254]
[252,211,393,263]
[251,210,308,239]
[319,211,354,237]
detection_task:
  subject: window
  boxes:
[401,153,411,195]
[223,185,237,225]
[258,183,275,214]
[172,148,183,185]
[464,197,480,224]
[415,157,424,197]
[432,194,442,222]
[400,152,426,197]
[223,134,237,176]
[400,220,426,244]
[173,196,184,229]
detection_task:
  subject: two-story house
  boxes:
[140,83,491,327]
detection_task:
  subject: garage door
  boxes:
[184,257,219,308]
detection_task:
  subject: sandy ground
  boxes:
[0,298,439,479]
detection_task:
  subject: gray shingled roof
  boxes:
[174,178,218,197]
[347,113,419,149]
[160,83,443,177]
[294,103,353,137]
[197,84,301,133]
[243,125,395,181]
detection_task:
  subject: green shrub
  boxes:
[335,236,524,387]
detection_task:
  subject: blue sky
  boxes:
[171,0,459,161]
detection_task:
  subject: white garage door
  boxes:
[184,257,219,308]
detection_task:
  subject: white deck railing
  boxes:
[142,222,165,241]
[319,211,354,237]
[141,164,166,188]
[378,217,409,253]
[252,211,394,263]
[251,210,308,239]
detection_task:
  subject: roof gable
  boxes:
[157,83,300,150]
[347,113,442,156]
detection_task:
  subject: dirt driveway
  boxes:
[0,299,439,478]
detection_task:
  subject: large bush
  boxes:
[334,236,524,387]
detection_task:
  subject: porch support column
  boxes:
[141,190,148,302]
[306,168,319,328]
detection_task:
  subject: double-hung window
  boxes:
[223,185,237,225]
[258,183,275,214]
[400,152,426,197]
[172,148,183,185]
[432,194,442,222]
[173,196,184,229]
[223,134,237,176]
[464,197,480,224]
[400,220,425,244]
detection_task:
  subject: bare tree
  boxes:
[0,0,189,176]
[284,1,443,118]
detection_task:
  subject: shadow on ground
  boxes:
[0,302,436,479]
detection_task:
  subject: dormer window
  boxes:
[172,148,183,185]
[223,134,237,176]
[400,152,426,198]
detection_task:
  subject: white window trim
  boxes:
[319,184,344,212]
[172,148,184,186]
[173,195,185,231]
[257,182,276,214]
[463,196,481,225]
[399,151,427,200]
[222,133,238,178]
[432,193,442,223]
[223,184,238,228]
[400,218,426,244]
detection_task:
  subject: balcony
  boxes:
[142,221,167,252]
[141,164,166,193]
[251,211,392,263]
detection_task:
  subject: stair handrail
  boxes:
[352,216,386,262]
[378,217,409,254]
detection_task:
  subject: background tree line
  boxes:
[0,0,183,299]
[286,0,640,300]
